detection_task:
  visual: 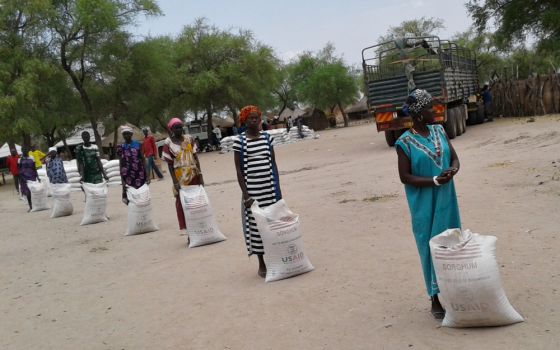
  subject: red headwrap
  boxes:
[239,105,261,125]
[167,117,183,131]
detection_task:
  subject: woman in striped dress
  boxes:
[233,105,282,278]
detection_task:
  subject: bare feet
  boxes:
[431,295,445,320]
[258,267,267,278]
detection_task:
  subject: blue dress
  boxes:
[395,124,461,296]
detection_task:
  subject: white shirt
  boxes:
[213,127,222,139]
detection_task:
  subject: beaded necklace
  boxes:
[410,127,441,157]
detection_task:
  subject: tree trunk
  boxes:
[155,116,168,134]
[8,141,16,152]
[338,102,349,127]
[57,130,72,160]
[60,40,104,151]
[206,106,214,141]
[22,132,31,149]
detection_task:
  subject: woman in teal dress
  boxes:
[395,89,461,320]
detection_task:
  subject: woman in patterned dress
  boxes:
[395,89,461,319]
[18,146,40,211]
[162,118,204,230]
[117,125,149,205]
[45,147,68,184]
[233,105,282,278]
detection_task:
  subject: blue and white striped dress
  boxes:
[233,132,280,255]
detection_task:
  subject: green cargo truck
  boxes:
[362,36,485,146]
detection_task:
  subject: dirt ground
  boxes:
[1,116,559,350]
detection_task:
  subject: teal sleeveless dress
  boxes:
[395,124,461,296]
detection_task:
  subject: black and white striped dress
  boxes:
[233,132,279,256]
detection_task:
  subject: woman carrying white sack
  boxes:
[233,105,282,278]
[45,147,73,218]
[117,125,158,235]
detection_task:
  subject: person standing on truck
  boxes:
[481,84,493,122]
[233,105,283,278]
[395,89,461,320]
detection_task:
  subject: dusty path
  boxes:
[1,116,559,349]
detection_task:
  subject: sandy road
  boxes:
[1,116,559,349]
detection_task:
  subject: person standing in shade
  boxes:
[118,125,149,205]
[6,148,20,195]
[212,126,222,150]
[233,105,283,278]
[142,127,164,181]
[481,84,493,122]
[75,131,108,184]
[395,89,461,320]
[18,146,40,211]
[45,147,68,184]
[296,116,304,138]
[285,116,293,133]
[29,145,46,170]
[162,118,204,230]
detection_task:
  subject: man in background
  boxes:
[6,148,20,195]
[29,145,46,170]
[142,128,164,180]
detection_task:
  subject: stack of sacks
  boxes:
[268,129,292,146]
[219,136,235,154]
[288,125,317,140]
[218,126,319,153]
[36,166,53,197]
[103,159,121,186]
[64,160,82,192]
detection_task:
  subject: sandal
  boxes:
[431,309,445,320]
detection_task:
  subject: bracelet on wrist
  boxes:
[433,176,441,186]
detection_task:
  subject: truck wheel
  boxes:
[476,103,485,124]
[467,111,477,126]
[453,108,463,136]
[385,130,397,147]
[461,107,467,134]
[444,110,457,139]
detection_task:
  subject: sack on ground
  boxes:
[430,228,524,327]
[80,182,108,225]
[126,184,158,235]
[28,180,50,212]
[107,170,120,179]
[51,183,73,218]
[179,185,226,247]
[251,199,314,282]
[104,159,120,169]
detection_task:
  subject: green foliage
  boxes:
[378,17,445,43]
[175,18,279,132]
[467,0,560,54]
[289,44,359,126]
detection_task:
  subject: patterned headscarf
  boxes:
[167,117,183,131]
[404,89,433,116]
[120,125,133,134]
[239,105,261,125]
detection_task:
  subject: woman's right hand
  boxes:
[436,172,453,185]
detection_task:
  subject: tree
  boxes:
[467,0,560,55]
[44,0,160,150]
[290,44,359,127]
[175,19,279,136]
[0,0,49,146]
[378,17,445,43]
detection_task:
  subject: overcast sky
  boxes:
[132,0,473,67]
